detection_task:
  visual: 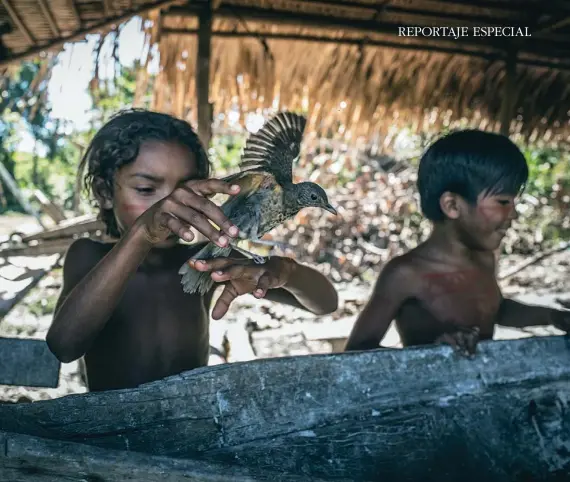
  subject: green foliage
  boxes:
[0,57,151,215]
[0,60,62,211]
[209,134,246,173]
[522,146,570,199]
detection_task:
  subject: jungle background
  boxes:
[0,20,569,402]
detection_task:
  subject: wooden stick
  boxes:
[498,242,569,281]
[0,255,62,321]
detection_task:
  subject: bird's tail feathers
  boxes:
[179,243,232,295]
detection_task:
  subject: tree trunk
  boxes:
[0,336,569,481]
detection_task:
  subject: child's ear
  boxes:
[439,191,462,220]
[92,177,113,210]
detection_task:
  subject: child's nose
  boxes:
[509,204,519,220]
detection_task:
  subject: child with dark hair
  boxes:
[345,129,569,354]
[47,109,338,391]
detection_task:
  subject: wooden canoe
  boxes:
[1,335,569,481]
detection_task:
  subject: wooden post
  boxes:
[499,49,517,136]
[196,0,213,148]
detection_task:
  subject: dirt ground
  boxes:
[0,215,568,403]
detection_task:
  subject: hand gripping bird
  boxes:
[178,111,337,294]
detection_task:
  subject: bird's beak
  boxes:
[324,203,338,215]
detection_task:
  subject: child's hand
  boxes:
[137,179,240,246]
[551,309,570,332]
[189,257,296,319]
[434,325,480,357]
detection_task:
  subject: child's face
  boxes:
[111,141,200,246]
[458,192,518,251]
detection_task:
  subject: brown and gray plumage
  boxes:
[179,111,337,294]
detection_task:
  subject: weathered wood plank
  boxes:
[0,431,325,481]
[0,336,569,480]
[0,338,60,388]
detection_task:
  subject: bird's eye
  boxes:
[310,193,318,201]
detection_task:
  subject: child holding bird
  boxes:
[47,109,338,392]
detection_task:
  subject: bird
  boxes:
[178,111,337,295]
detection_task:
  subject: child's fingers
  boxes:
[465,327,479,355]
[210,265,249,282]
[435,333,458,350]
[211,284,239,320]
[173,187,239,238]
[163,199,230,248]
[191,258,249,271]
[163,214,194,242]
[186,179,240,197]
[254,273,273,298]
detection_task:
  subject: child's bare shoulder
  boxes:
[374,249,423,295]
[66,238,112,262]
[63,238,113,280]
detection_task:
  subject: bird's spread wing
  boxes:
[222,170,278,197]
[238,111,306,185]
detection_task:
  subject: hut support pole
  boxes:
[196,0,213,148]
[499,50,517,136]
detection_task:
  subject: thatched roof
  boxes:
[0,0,180,67]
[148,0,570,145]
[1,1,570,145]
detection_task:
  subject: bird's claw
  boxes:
[252,254,267,264]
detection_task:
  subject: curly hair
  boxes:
[417,129,528,222]
[78,109,211,238]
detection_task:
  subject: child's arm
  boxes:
[191,256,338,319]
[47,179,240,362]
[264,259,338,315]
[47,227,153,362]
[497,298,570,331]
[344,259,413,351]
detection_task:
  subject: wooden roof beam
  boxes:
[161,28,570,72]
[301,0,526,26]
[426,0,570,15]
[164,5,570,62]
[1,0,36,46]
[37,0,61,37]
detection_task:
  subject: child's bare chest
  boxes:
[397,266,501,346]
[87,271,210,388]
[420,267,501,328]
[121,268,194,305]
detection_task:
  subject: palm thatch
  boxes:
[0,0,181,67]
[146,0,570,146]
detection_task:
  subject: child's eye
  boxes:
[497,199,511,206]
[135,187,155,194]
